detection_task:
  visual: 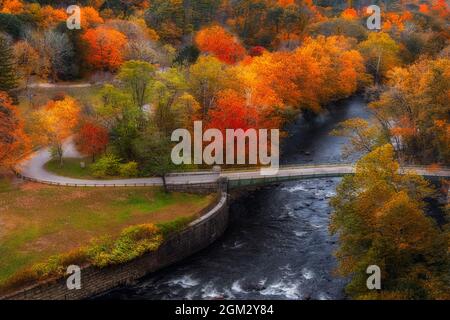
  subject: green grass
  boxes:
[44,158,97,179]
[0,178,214,285]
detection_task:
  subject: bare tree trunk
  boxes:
[161,174,169,193]
[56,143,64,167]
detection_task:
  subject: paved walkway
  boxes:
[17,140,219,186]
[15,140,450,187]
[28,82,93,89]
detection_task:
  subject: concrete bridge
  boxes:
[222,164,450,189]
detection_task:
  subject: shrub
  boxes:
[156,216,194,237]
[90,154,121,178]
[0,224,165,293]
[119,161,139,177]
[88,224,163,268]
[0,248,89,295]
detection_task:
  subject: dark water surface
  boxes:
[98,96,372,300]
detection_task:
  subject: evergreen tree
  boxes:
[0,35,18,96]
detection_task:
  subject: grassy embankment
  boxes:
[0,178,214,292]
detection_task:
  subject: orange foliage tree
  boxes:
[82,27,127,71]
[80,6,104,28]
[38,5,67,29]
[208,89,259,131]
[0,91,30,171]
[235,36,366,116]
[195,26,246,64]
[75,122,109,162]
[35,96,80,166]
[0,0,24,14]
[431,0,449,18]
[341,8,358,20]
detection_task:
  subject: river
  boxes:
[98,95,372,300]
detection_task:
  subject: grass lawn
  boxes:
[0,178,214,285]
[44,158,105,179]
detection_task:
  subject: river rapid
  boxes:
[99,96,372,300]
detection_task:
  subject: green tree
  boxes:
[151,67,188,135]
[133,130,177,193]
[117,60,156,109]
[330,144,449,299]
[0,34,18,97]
[0,13,23,39]
[96,84,141,161]
[189,56,235,118]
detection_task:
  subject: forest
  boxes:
[0,0,449,300]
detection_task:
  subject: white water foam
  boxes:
[168,275,199,289]
[231,280,247,293]
[301,268,315,280]
[294,231,308,237]
[260,281,301,299]
[201,282,232,299]
[282,184,308,193]
[318,292,330,300]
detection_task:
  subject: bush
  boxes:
[0,223,163,293]
[119,161,139,177]
[88,224,163,268]
[156,216,194,237]
[0,248,89,295]
[90,154,121,178]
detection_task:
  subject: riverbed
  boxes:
[98,96,372,300]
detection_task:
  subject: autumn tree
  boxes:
[75,122,109,162]
[235,36,366,119]
[0,91,29,172]
[26,30,76,81]
[35,96,81,166]
[189,56,237,118]
[208,89,259,131]
[195,25,246,64]
[80,6,104,28]
[143,0,184,43]
[13,40,38,89]
[82,27,128,71]
[37,5,67,29]
[370,57,450,165]
[309,18,368,42]
[0,0,23,14]
[358,32,401,82]
[331,118,386,159]
[331,144,449,299]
